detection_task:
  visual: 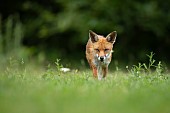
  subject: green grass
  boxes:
[0,62,170,113]
[0,16,169,113]
[0,53,170,113]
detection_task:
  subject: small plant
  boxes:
[156,61,164,76]
[55,59,63,72]
[4,57,26,78]
[130,63,144,76]
[143,52,156,72]
[42,59,64,79]
[129,52,165,77]
[42,64,55,80]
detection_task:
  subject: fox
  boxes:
[86,30,117,80]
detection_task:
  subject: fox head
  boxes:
[89,30,117,62]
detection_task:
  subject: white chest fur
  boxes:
[93,51,112,80]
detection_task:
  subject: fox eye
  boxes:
[104,49,110,52]
[95,49,100,52]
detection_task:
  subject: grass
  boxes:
[0,16,169,113]
[0,54,170,113]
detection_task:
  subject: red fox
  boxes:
[86,30,117,80]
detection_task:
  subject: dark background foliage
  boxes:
[0,0,170,66]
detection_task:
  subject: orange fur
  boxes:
[86,30,117,80]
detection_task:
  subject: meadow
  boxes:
[0,55,170,113]
[1,1,170,113]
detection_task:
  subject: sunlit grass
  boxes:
[0,58,170,113]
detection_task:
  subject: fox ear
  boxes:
[89,30,98,43]
[106,31,117,43]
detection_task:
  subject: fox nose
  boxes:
[100,56,104,62]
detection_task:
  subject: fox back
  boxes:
[86,30,117,80]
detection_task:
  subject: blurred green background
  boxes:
[0,0,170,67]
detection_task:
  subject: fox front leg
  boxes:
[92,67,97,78]
[102,67,108,78]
